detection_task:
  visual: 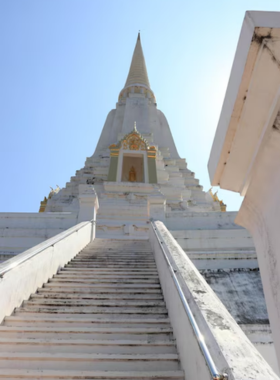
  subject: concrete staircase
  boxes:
[0,238,184,379]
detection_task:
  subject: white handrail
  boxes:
[0,220,95,278]
[151,221,228,380]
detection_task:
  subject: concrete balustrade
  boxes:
[149,221,279,380]
[0,220,96,324]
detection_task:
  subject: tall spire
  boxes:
[119,33,155,103]
[124,33,150,89]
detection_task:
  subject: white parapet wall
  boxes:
[149,221,279,380]
[0,220,95,324]
[170,228,256,270]
[165,211,240,230]
[0,212,78,260]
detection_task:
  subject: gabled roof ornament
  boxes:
[109,122,157,155]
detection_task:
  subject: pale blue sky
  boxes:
[1,0,280,212]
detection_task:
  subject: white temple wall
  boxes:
[94,109,118,155]
[121,95,151,135]
[156,110,180,159]
[255,344,279,375]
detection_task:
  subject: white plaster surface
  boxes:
[208,11,280,188]
[208,10,280,367]
[240,324,279,375]
[202,270,268,325]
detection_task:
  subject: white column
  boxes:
[78,185,99,225]
[148,192,166,222]
[234,124,280,367]
[208,11,280,367]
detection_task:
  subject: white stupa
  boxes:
[0,32,278,375]
[45,33,223,238]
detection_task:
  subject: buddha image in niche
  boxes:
[129,166,136,182]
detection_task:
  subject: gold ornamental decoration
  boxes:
[109,122,157,158]
[122,134,147,150]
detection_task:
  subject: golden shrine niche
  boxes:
[108,123,158,184]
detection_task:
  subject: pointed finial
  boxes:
[138,31,140,40]
[133,121,137,131]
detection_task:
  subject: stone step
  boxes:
[24,299,166,307]
[14,311,169,319]
[38,287,162,294]
[44,283,161,289]
[49,278,160,284]
[0,326,173,341]
[82,247,153,251]
[75,251,154,259]
[66,264,157,268]
[82,248,153,254]
[61,268,158,273]
[72,256,155,260]
[54,273,159,279]
[0,369,184,379]
[15,306,168,315]
[70,262,156,266]
[31,293,163,300]
[4,315,170,328]
[78,256,154,260]
[73,253,154,256]
[73,254,154,256]
[0,352,180,371]
[0,338,177,354]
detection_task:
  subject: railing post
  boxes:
[78,184,99,228]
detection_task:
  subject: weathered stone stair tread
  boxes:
[44,283,161,288]
[61,268,158,272]
[0,338,174,346]
[0,338,177,354]
[0,352,178,360]
[0,369,184,379]
[61,269,158,273]
[25,300,165,307]
[55,273,159,278]
[49,278,159,284]
[31,293,163,300]
[67,266,158,269]
[0,326,172,333]
[16,306,168,314]
[75,258,155,261]
[14,312,169,320]
[5,316,170,324]
[78,255,154,259]
[0,239,182,376]
[39,287,162,293]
